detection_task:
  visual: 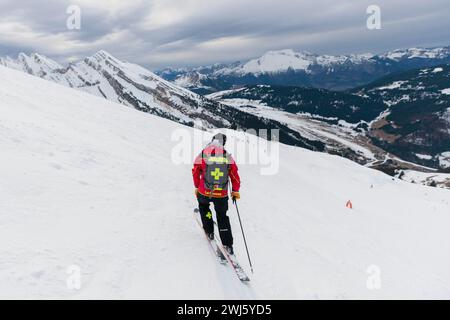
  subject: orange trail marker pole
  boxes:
[346,200,353,209]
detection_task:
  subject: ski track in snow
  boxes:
[1,65,450,299]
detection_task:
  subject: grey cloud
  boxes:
[0,0,449,69]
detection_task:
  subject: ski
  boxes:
[193,209,227,264]
[194,208,250,282]
[213,221,250,282]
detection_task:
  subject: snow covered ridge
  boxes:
[159,48,376,76]
[159,46,450,76]
[382,47,450,61]
[0,53,63,77]
[156,45,450,92]
[159,48,375,78]
[2,65,450,299]
[222,49,317,74]
[215,49,375,75]
[0,50,218,127]
[0,51,325,151]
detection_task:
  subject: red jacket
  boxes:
[192,144,240,198]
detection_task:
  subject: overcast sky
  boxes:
[1,0,449,70]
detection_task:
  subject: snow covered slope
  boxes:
[223,49,317,74]
[0,51,227,127]
[1,65,450,299]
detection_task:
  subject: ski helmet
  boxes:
[211,133,227,146]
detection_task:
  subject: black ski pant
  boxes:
[197,193,233,247]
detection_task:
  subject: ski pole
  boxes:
[233,199,254,273]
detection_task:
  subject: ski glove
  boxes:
[231,191,240,201]
[195,188,199,197]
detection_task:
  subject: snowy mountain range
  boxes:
[157,46,450,93]
[2,64,450,299]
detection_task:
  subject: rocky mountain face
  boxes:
[157,47,450,93]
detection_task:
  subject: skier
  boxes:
[192,133,241,255]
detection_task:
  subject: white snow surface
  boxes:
[375,81,407,90]
[400,170,450,188]
[439,152,450,169]
[0,53,63,78]
[415,154,433,160]
[240,49,314,74]
[1,66,450,299]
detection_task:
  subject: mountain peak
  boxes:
[216,48,377,76]
[265,48,311,56]
[30,53,63,69]
[383,46,450,61]
[235,48,316,74]
[0,52,63,75]
[18,52,30,60]
[91,50,119,62]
